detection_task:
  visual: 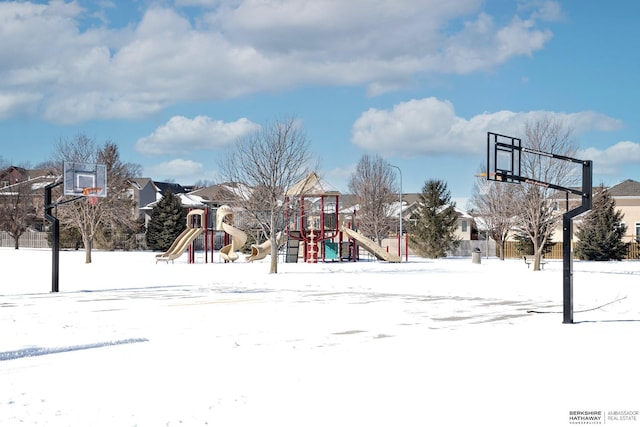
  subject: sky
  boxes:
[2,248,640,426]
[1,0,639,207]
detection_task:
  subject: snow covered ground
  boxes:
[1,247,639,427]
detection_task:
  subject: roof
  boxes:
[286,172,341,197]
[607,179,640,197]
[141,193,206,210]
[1,166,57,182]
[153,181,187,195]
[129,177,152,190]
[189,182,249,203]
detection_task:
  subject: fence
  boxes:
[500,240,640,260]
[0,231,49,248]
[0,231,148,250]
[450,240,496,258]
[4,230,639,260]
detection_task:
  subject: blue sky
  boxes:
[1,0,639,207]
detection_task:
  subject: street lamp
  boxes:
[389,164,403,262]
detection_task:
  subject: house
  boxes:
[129,179,206,228]
[0,166,57,188]
[394,193,478,241]
[606,179,640,242]
[189,182,248,209]
[550,179,640,243]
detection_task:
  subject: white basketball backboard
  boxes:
[63,161,107,197]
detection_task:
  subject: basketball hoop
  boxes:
[82,187,102,206]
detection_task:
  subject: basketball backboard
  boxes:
[486,132,521,184]
[63,161,107,197]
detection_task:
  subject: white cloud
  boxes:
[0,0,561,122]
[0,92,42,118]
[578,141,640,175]
[135,115,261,156]
[351,97,623,158]
[143,158,206,183]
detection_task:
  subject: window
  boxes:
[461,220,468,233]
[635,222,640,240]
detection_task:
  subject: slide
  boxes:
[216,206,247,262]
[155,228,204,263]
[341,227,401,263]
[155,228,191,260]
[246,232,284,262]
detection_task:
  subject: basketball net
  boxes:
[475,173,495,196]
[82,187,101,206]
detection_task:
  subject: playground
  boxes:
[155,172,404,265]
[2,248,640,427]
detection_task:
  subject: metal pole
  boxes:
[390,164,403,262]
[562,214,573,323]
[562,160,592,324]
[44,181,62,293]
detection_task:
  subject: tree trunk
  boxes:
[13,235,19,250]
[84,236,93,264]
[269,214,277,274]
[533,239,542,271]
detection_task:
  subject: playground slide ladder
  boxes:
[285,231,301,263]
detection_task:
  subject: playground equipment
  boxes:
[341,227,400,263]
[216,205,247,262]
[156,209,206,263]
[285,172,341,263]
[246,232,285,262]
[284,172,398,263]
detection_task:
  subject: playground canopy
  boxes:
[286,172,340,197]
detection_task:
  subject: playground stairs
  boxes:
[285,231,301,263]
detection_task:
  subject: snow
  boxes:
[1,247,640,426]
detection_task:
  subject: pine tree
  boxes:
[409,179,460,258]
[575,187,628,261]
[146,191,186,251]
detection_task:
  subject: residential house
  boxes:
[551,179,640,243]
[606,179,640,242]
[396,193,478,241]
[129,179,206,228]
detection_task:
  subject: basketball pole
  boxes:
[44,180,98,293]
[487,132,592,324]
[561,160,592,324]
[45,180,63,293]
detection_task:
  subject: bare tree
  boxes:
[219,116,313,273]
[53,134,140,263]
[0,180,36,249]
[469,169,518,260]
[96,143,142,250]
[348,154,397,244]
[513,117,579,270]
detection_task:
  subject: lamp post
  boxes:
[389,164,403,262]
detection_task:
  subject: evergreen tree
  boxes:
[409,179,460,258]
[146,191,186,251]
[575,187,628,261]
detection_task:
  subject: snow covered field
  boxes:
[1,247,639,426]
